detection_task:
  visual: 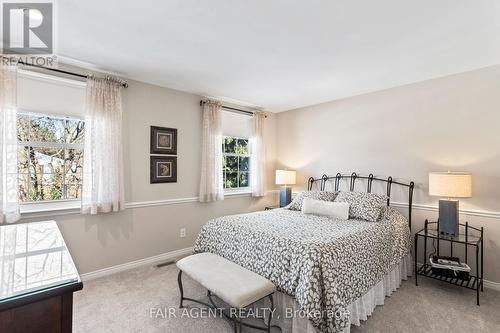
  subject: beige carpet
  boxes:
[74,263,500,333]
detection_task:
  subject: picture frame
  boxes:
[150,156,177,183]
[150,126,177,155]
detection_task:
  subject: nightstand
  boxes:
[264,205,279,210]
[414,219,484,305]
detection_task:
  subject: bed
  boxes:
[193,173,415,333]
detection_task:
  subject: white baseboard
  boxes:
[483,279,500,292]
[81,247,193,281]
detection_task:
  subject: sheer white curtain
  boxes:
[0,225,17,295]
[199,100,224,202]
[0,65,20,224]
[82,77,125,214]
[250,112,266,197]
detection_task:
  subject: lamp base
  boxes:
[438,199,459,237]
[279,186,292,208]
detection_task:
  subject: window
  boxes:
[222,136,250,190]
[17,112,85,203]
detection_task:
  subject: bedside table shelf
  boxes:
[417,264,480,291]
[414,219,484,305]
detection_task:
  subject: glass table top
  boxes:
[416,225,482,245]
[0,221,80,302]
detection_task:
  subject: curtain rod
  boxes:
[199,100,267,117]
[17,60,129,88]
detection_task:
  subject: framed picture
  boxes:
[151,126,177,155]
[150,156,177,183]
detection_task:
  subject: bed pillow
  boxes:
[302,198,350,220]
[286,190,338,211]
[334,191,387,222]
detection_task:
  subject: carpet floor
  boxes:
[74,263,500,333]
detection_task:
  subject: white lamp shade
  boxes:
[429,172,472,198]
[275,170,296,185]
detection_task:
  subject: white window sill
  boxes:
[224,188,252,197]
[20,200,81,218]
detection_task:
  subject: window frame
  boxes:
[17,109,85,211]
[222,135,251,194]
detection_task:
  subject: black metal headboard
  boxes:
[308,172,415,230]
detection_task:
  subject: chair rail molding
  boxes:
[289,190,500,219]
[19,192,498,220]
[391,202,500,219]
[20,191,277,220]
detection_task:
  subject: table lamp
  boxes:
[429,171,472,237]
[276,170,296,207]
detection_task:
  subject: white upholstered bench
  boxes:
[176,252,276,333]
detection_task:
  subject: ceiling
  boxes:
[58,0,500,112]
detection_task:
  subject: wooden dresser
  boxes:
[0,221,83,333]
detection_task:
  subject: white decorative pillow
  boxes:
[302,198,350,220]
[334,191,387,222]
[286,191,338,211]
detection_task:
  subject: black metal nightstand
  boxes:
[264,206,279,210]
[414,219,484,305]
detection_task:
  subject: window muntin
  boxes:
[222,136,250,189]
[17,112,85,203]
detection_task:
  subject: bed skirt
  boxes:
[258,254,412,333]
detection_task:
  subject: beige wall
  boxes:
[23,78,278,274]
[18,63,500,285]
[275,65,500,284]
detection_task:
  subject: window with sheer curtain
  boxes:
[15,71,86,212]
[5,70,125,215]
[219,109,266,196]
[221,111,253,193]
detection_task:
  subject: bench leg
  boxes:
[267,294,274,333]
[182,282,275,333]
[177,270,184,308]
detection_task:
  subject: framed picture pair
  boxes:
[150,126,177,183]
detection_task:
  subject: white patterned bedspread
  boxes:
[193,207,410,333]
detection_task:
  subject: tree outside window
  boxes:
[17,112,85,202]
[222,136,250,189]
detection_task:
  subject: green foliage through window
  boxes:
[222,136,250,189]
[17,112,85,202]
